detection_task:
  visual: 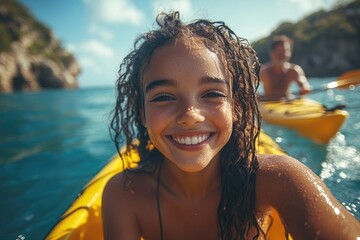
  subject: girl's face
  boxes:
[142,40,233,173]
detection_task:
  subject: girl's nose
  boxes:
[176,105,205,126]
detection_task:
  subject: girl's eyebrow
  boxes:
[145,79,177,93]
[200,76,230,87]
[144,76,229,93]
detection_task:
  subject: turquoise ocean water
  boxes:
[0,78,359,239]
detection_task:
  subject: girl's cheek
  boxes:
[146,106,173,122]
[146,128,158,146]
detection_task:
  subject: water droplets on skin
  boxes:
[314,178,342,216]
[303,221,310,229]
[303,170,345,217]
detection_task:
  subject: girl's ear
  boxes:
[140,108,147,128]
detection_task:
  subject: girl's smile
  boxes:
[171,133,210,146]
[142,40,233,173]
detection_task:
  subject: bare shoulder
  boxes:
[260,62,272,70]
[259,63,272,82]
[256,154,360,239]
[102,170,157,239]
[288,63,305,75]
[260,63,271,75]
[256,154,309,204]
[256,154,311,179]
[104,170,156,199]
[257,153,301,171]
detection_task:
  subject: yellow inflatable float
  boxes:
[45,132,291,240]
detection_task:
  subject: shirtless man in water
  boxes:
[260,35,312,101]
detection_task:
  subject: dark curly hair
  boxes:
[109,11,263,240]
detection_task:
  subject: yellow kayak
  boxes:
[45,133,291,240]
[259,98,348,144]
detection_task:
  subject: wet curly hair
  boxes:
[109,11,263,240]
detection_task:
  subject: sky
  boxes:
[19,0,339,88]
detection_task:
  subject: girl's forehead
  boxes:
[143,40,227,78]
[147,38,226,70]
[141,40,232,94]
[156,38,213,56]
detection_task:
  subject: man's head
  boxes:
[269,35,293,62]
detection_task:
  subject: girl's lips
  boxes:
[170,133,211,146]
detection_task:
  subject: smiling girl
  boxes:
[103,12,360,240]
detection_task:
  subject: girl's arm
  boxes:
[258,154,360,240]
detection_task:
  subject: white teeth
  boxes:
[172,134,210,145]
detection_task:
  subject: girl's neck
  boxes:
[160,157,221,201]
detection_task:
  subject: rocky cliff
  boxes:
[0,0,80,93]
[252,0,360,77]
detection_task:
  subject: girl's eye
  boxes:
[150,94,175,102]
[203,91,227,98]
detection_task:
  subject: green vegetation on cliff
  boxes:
[0,0,75,68]
[252,0,360,77]
[0,0,80,92]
